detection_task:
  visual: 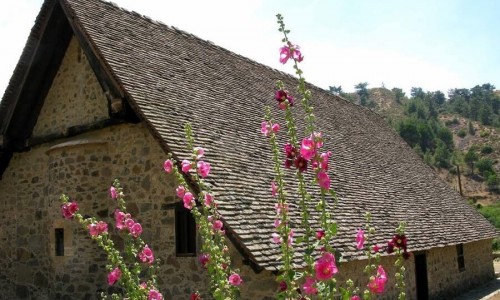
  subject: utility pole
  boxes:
[457,165,463,196]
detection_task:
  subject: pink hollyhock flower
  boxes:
[316,229,325,240]
[204,193,213,207]
[125,218,135,229]
[294,155,308,172]
[107,267,121,286]
[138,244,154,264]
[314,252,338,281]
[367,265,387,294]
[212,220,223,231]
[88,221,108,236]
[356,229,365,250]
[198,253,210,268]
[140,282,148,289]
[287,229,294,246]
[109,186,117,199]
[271,232,281,244]
[181,160,192,173]
[197,161,211,178]
[271,181,277,197]
[148,289,163,300]
[228,273,243,286]
[129,222,143,238]
[274,219,281,228]
[194,147,205,160]
[313,132,323,148]
[176,186,186,198]
[271,123,280,133]
[300,136,317,160]
[163,159,173,174]
[274,203,288,215]
[183,192,195,210]
[279,46,291,64]
[372,245,380,253]
[351,296,361,300]
[291,45,304,62]
[393,234,408,249]
[61,201,79,219]
[319,151,332,171]
[317,171,331,190]
[303,277,318,295]
[114,209,126,230]
[261,121,270,136]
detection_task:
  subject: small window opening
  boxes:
[55,228,65,256]
[456,244,465,272]
[175,205,196,256]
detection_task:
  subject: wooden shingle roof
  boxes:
[1,0,497,271]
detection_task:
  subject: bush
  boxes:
[457,129,466,138]
[479,203,500,228]
[476,157,494,176]
[480,130,490,138]
[487,173,499,193]
[481,144,494,154]
[445,118,460,126]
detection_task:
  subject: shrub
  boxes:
[476,157,494,177]
[480,130,490,138]
[445,118,460,126]
[457,129,466,138]
[481,144,494,154]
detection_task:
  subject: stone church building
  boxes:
[0,0,497,299]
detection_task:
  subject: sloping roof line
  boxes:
[1,0,497,271]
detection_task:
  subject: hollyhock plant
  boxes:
[279,44,303,64]
[107,267,121,286]
[303,277,318,295]
[314,252,338,281]
[294,155,308,172]
[109,186,117,199]
[300,136,317,160]
[271,181,277,197]
[271,232,281,244]
[163,159,173,173]
[198,253,210,268]
[316,229,325,240]
[190,292,202,300]
[194,147,205,160]
[212,220,223,232]
[183,192,195,210]
[88,221,108,236]
[204,193,213,206]
[148,289,164,300]
[176,185,186,198]
[181,159,192,173]
[317,171,331,190]
[197,161,211,178]
[60,201,78,219]
[129,222,143,238]
[367,265,388,294]
[356,229,365,250]
[228,273,243,286]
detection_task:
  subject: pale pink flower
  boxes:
[287,229,294,246]
[163,159,173,174]
[292,45,304,62]
[125,218,135,228]
[313,132,323,148]
[300,136,317,160]
[271,232,281,244]
[274,219,281,228]
[176,186,186,198]
[303,277,318,295]
[356,229,365,250]
[138,244,154,264]
[140,282,148,289]
[88,221,108,236]
[109,186,117,199]
[228,273,243,286]
[181,160,192,173]
[183,192,195,210]
[261,121,270,136]
[194,147,205,160]
[212,220,223,231]
[367,265,387,294]
[314,252,338,281]
[60,201,79,219]
[148,289,163,300]
[204,193,213,207]
[129,222,143,238]
[279,44,303,64]
[317,171,331,190]
[271,181,277,197]
[197,161,211,177]
[107,267,121,286]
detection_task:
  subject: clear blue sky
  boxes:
[1,0,499,97]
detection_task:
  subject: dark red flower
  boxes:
[393,234,407,249]
[403,251,411,260]
[284,159,293,169]
[284,143,297,159]
[279,281,287,291]
[190,292,202,300]
[275,90,288,102]
[316,230,325,240]
[198,253,209,269]
[386,241,395,254]
[294,155,308,172]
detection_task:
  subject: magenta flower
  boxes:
[88,221,108,237]
[176,186,186,198]
[138,244,155,264]
[107,267,121,286]
[163,159,173,174]
[114,209,126,230]
[212,220,223,232]
[204,193,213,207]
[271,123,280,133]
[183,192,195,210]
[351,296,361,300]
[275,90,288,102]
[317,171,331,190]
[313,131,324,148]
[60,201,79,219]
[279,281,287,292]
[356,229,365,250]
[198,253,210,268]
[148,289,163,300]
[372,245,380,253]
[303,277,318,295]
[129,222,143,238]
[125,218,135,229]
[181,159,192,173]
[194,147,205,160]
[279,44,304,64]
[284,143,297,158]
[292,45,304,62]
[271,181,277,197]
[287,229,294,246]
[314,252,338,281]
[300,136,317,160]
[284,158,293,169]
[367,265,387,294]
[197,161,211,178]
[261,121,270,136]
[109,186,117,199]
[294,155,308,172]
[228,273,243,286]
[316,229,325,240]
[279,46,291,64]
[319,151,332,171]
